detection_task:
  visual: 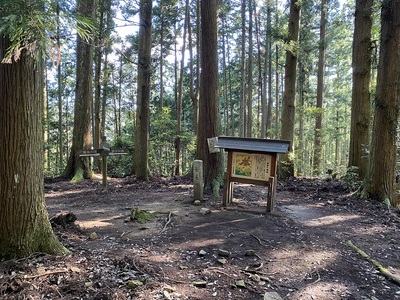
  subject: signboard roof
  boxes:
[214,136,290,154]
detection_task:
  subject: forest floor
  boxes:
[1,176,400,300]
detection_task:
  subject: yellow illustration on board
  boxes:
[232,152,271,181]
[233,153,253,177]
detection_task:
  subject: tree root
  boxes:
[346,240,400,286]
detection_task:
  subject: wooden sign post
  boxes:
[79,137,129,189]
[213,136,290,212]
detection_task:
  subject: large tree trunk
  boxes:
[279,0,301,178]
[348,0,372,180]
[313,0,327,176]
[64,0,95,180]
[0,37,68,259]
[196,0,223,193]
[133,0,152,180]
[362,0,400,206]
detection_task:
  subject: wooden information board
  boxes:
[213,136,290,212]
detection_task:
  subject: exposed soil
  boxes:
[1,176,400,300]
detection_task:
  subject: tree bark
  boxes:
[0,36,68,259]
[279,0,301,178]
[196,0,223,193]
[348,0,372,180]
[246,0,253,137]
[362,0,400,206]
[313,0,327,176]
[134,0,152,180]
[64,0,95,180]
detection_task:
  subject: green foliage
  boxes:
[0,0,95,63]
[148,107,176,176]
[340,166,362,192]
[107,135,134,177]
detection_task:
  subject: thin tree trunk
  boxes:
[313,0,327,176]
[56,1,63,172]
[240,0,246,137]
[175,1,189,176]
[246,0,253,137]
[188,0,200,135]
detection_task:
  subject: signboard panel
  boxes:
[231,152,271,181]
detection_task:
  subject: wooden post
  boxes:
[193,160,203,201]
[102,156,107,190]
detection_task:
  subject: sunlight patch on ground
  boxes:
[77,217,116,229]
[266,248,338,277]
[305,214,360,227]
[281,205,361,227]
[180,238,225,249]
[286,282,351,299]
[46,189,92,198]
[194,218,251,229]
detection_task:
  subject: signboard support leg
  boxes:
[266,177,275,212]
[102,156,108,190]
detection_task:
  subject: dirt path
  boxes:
[1,177,399,300]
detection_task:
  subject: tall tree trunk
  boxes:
[159,0,165,108]
[348,0,372,180]
[196,0,223,193]
[175,2,189,176]
[0,36,68,259]
[240,0,246,137]
[255,11,262,136]
[279,0,301,178]
[93,0,106,172]
[133,0,152,180]
[362,0,400,206]
[188,0,200,135]
[313,0,327,176]
[222,14,229,135]
[64,0,95,180]
[56,1,63,172]
[246,0,253,137]
[265,3,273,138]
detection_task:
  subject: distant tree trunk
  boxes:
[93,0,106,172]
[64,0,95,180]
[255,11,262,136]
[362,0,400,206]
[279,0,301,178]
[246,0,253,137]
[133,0,152,180]
[275,44,280,138]
[265,4,273,138]
[56,1,63,171]
[297,62,305,176]
[222,14,229,135]
[348,0,372,180]
[159,0,165,108]
[175,1,189,176]
[313,0,327,176]
[189,0,200,135]
[196,0,223,193]
[240,0,246,137]
[0,36,68,259]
